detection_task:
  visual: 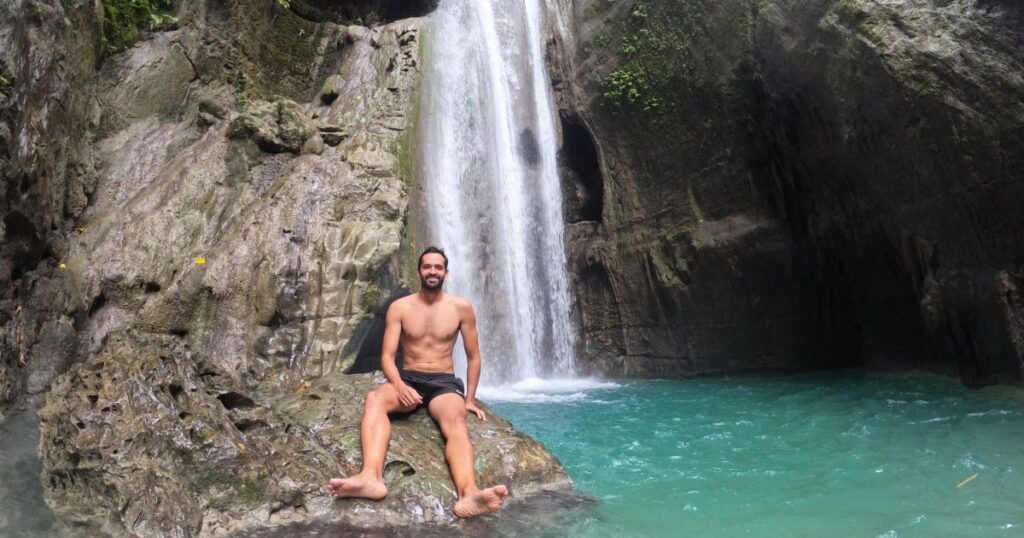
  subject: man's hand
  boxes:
[466,399,487,421]
[394,382,423,407]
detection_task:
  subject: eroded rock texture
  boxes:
[552,0,1024,384]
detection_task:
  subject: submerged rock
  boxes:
[39,331,572,536]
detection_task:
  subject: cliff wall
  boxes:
[553,0,1024,385]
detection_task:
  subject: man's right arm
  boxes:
[380,300,422,407]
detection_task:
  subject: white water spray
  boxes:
[421,0,577,384]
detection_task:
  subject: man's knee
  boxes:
[439,412,468,437]
[364,389,389,412]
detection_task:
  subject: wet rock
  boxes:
[0,344,19,419]
[0,0,102,409]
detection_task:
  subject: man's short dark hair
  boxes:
[418,246,448,269]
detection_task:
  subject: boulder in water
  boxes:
[38,331,573,536]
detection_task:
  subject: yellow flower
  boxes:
[76,227,86,233]
[58,263,66,269]
[194,257,206,265]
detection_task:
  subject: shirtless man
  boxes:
[327,247,509,518]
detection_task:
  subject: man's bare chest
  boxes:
[401,307,461,343]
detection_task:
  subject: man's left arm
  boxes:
[460,301,486,421]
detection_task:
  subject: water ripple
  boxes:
[491,372,1024,537]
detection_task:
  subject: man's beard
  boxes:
[420,275,445,290]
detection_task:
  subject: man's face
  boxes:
[419,253,448,291]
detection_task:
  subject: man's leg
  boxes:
[428,393,508,517]
[328,383,416,499]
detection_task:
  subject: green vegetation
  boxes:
[596,0,717,116]
[395,27,427,189]
[361,282,380,312]
[102,1,290,55]
[0,74,10,89]
[100,0,177,54]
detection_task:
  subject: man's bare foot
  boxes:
[327,475,387,500]
[453,485,509,518]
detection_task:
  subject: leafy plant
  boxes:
[597,0,715,115]
[101,0,177,54]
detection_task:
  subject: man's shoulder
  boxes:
[386,294,414,314]
[445,294,475,312]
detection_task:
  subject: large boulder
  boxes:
[39,331,571,536]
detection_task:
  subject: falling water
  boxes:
[421,0,576,384]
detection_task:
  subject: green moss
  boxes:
[321,76,339,96]
[196,469,268,510]
[233,72,252,109]
[361,282,380,312]
[100,0,177,55]
[234,6,324,101]
[395,28,427,188]
[596,0,732,116]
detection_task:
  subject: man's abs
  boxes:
[401,353,455,374]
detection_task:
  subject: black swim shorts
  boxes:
[399,370,466,406]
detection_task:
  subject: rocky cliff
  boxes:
[551,0,1024,385]
[1,0,572,535]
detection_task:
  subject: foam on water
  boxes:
[478,377,621,403]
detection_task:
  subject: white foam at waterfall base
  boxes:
[478,377,621,403]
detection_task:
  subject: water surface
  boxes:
[484,372,1024,537]
[0,411,63,538]
[5,372,1023,537]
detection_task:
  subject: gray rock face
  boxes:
[552,0,821,377]
[553,0,1024,385]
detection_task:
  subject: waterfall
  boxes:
[420,0,577,384]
